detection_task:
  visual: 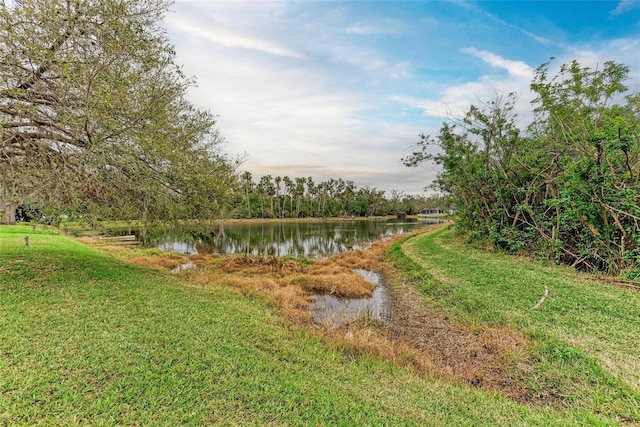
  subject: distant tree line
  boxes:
[229,172,447,219]
[405,60,639,278]
[11,167,448,223]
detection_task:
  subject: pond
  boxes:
[109,218,445,258]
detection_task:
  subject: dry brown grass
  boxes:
[84,238,223,276]
[219,254,306,276]
[184,264,314,322]
[297,231,530,398]
[322,324,439,377]
[128,255,187,271]
[283,273,373,297]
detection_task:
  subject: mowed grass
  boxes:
[0,225,627,425]
[395,226,640,423]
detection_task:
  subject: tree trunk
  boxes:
[1,201,17,224]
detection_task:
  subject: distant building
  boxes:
[423,208,443,215]
[417,207,456,217]
[417,208,445,217]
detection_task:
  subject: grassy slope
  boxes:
[0,225,624,425]
[395,225,640,423]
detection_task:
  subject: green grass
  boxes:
[393,226,640,423]
[0,224,631,425]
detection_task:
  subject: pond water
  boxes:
[111,218,445,258]
[309,269,390,325]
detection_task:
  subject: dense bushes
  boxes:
[406,60,639,278]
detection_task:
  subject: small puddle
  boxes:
[170,261,196,274]
[309,269,391,325]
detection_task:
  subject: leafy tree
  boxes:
[406,60,639,277]
[529,60,639,273]
[408,108,517,235]
[388,190,405,217]
[0,0,236,223]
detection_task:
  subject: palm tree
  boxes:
[283,176,294,217]
[241,171,253,218]
[274,176,282,218]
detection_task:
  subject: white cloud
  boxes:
[168,36,421,191]
[451,0,567,48]
[612,0,640,15]
[460,47,534,79]
[392,50,535,123]
[324,44,414,80]
[393,35,640,127]
[546,39,640,104]
[164,10,306,60]
[345,18,404,35]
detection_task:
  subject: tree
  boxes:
[406,60,639,277]
[528,60,640,273]
[304,176,318,216]
[0,0,236,223]
[274,175,282,218]
[404,92,523,237]
[241,171,253,218]
[257,175,276,218]
[388,189,404,217]
[282,175,294,217]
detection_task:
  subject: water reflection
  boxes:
[116,218,445,258]
[309,269,391,325]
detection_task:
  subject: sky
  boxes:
[163,0,640,195]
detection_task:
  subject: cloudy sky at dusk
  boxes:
[163,0,640,195]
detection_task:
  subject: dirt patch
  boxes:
[384,264,530,397]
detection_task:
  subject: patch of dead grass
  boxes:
[185,265,314,322]
[219,254,306,276]
[283,273,373,297]
[88,239,223,273]
[128,255,186,271]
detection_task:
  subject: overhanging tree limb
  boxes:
[0,0,237,224]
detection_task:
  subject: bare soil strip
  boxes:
[384,264,530,398]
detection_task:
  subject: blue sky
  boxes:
[164,0,640,195]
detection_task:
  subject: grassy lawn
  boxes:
[394,225,640,423]
[0,224,634,425]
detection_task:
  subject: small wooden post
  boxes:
[24,236,29,247]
